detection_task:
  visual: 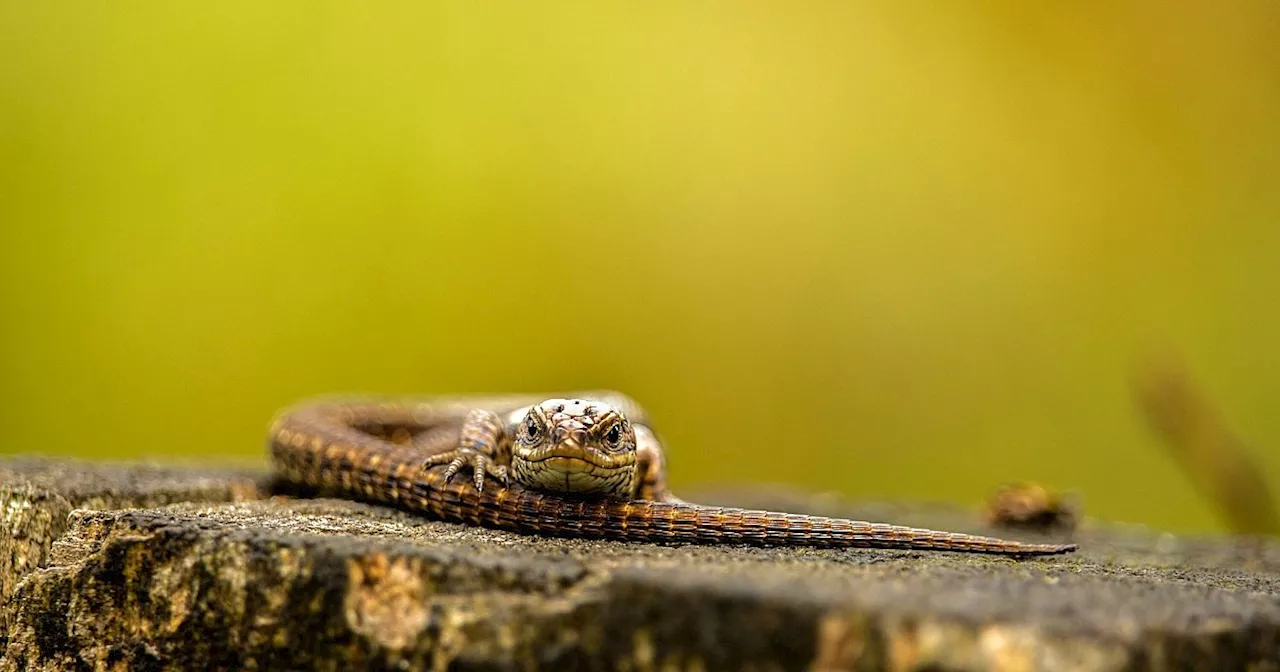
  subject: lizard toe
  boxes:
[441,455,468,483]
[472,454,490,491]
[420,449,460,468]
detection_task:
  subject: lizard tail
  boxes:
[484,491,1078,556]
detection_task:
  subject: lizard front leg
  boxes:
[418,408,513,492]
[633,425,676,502]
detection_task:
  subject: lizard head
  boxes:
[510,398,637,499]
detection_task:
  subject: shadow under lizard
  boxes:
[269,392,1077,557]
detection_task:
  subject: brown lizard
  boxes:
[269,392,1077,556]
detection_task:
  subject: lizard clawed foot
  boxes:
[421,446,509,492]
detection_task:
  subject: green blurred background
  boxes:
[2,3,1277,532]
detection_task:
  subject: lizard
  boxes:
[268,392,1078,556]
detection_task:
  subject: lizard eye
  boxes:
[603,422,624,449]
[523,415,541,442]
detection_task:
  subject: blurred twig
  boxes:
[1132,356,1280,535]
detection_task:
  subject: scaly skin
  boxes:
[268,393,1078,556]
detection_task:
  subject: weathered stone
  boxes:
[1,457,1278,670]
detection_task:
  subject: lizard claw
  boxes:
[422,447,509,492]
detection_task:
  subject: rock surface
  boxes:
[2,457,1279,671]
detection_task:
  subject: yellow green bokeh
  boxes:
[3,2,1278,532]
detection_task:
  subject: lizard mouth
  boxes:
[511,441,636,497]
[513,443,630,470]
[512,455,633,496]
[526,455,598,473]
